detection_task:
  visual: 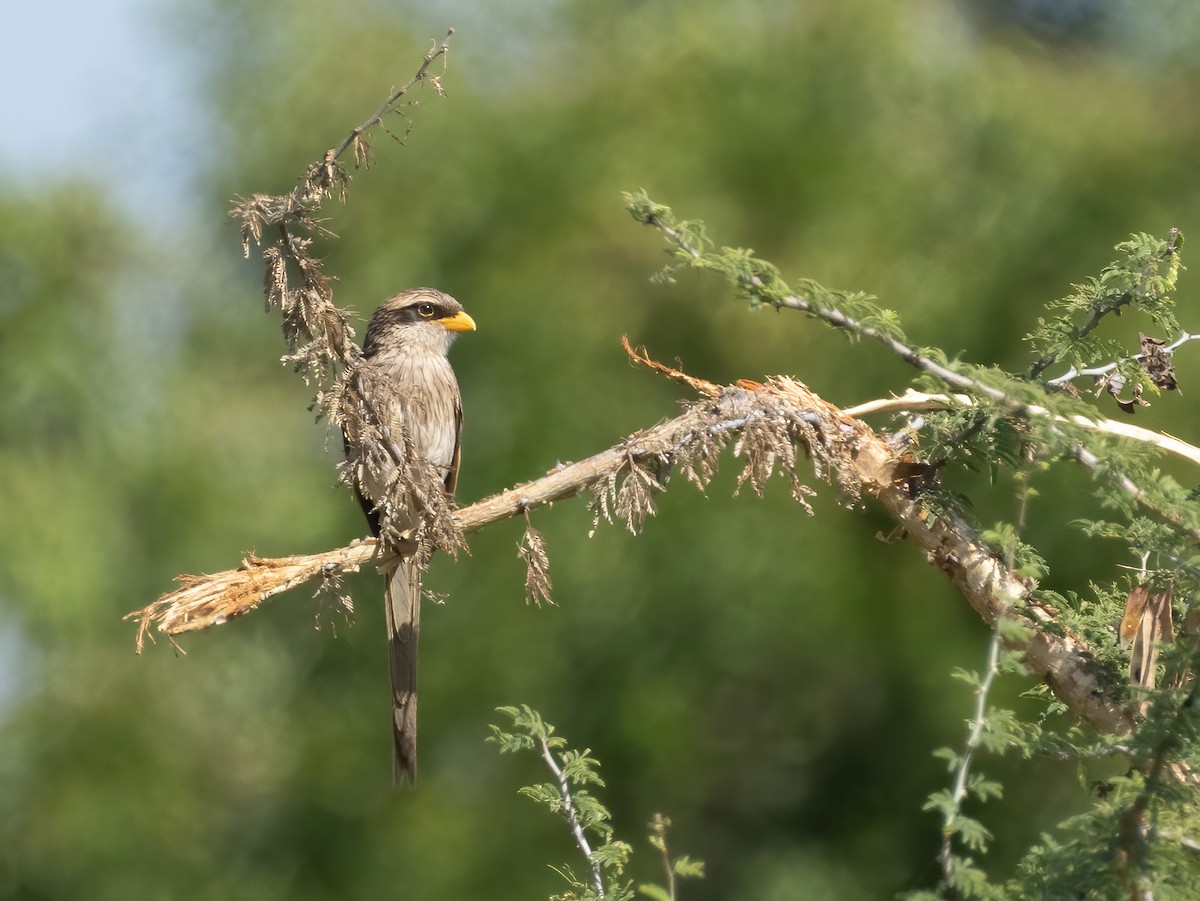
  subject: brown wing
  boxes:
[341,372,383,536]
[444,392,463,496]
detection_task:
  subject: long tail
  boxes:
[385,557,421,784]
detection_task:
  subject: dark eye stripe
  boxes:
[362,301,459,356]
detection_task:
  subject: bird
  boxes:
[341,288,476,783]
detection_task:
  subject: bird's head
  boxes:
[362,288,477,358]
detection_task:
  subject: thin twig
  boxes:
[1046,331,1200,388]
[937,467,1034,895]
[651,814,677,901]
[1029,297,1135,382]
[327,30,455,162]
[539,735,605,900]
[1030,229,1181,381]
[847,389,1200,468]
[939,624,1003,893]
[640,213,1200,546]
[228,30,455,388]
[643,214,1012,405]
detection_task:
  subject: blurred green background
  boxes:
[3,0,1200,897]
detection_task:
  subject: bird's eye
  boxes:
[416,303,437,318]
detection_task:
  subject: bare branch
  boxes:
[130,542,382,652]
[848,389,1200,468]
[1046,331,1200,388]
[128,360,1133,737]
[327,30,455,163]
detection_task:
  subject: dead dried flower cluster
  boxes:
[518,514,553,607]
[228,30,453,394]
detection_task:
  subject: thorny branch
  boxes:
[632,201,1011,405]
[1046,331,1200,388]
[846,389,1200,467]
[129,344,1133,737]
[633,201,1200,547]
[130,42,1200,771]
[328,30,454,163]
[1029,228,1181,382]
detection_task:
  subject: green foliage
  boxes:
[641,815,704,901]
[981,522,1049,583]
[490,707,703,901]
[631,189,1200,899]
[1026,231,1184,380]
[10,2,1200,900]
[627,189,900,346]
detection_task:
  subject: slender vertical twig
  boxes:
[539,735,606,900]
[938,469,1035,896]
[938,626,1003,893]
[650,813,678,900]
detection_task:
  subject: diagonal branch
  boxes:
[328,29,455,163]
[847,389,1200,468]
[1029,229,1181,382]
[228,30,455,384]
[128,350,1133,737]
[627,192,1009,405]
[631,195,1200,547]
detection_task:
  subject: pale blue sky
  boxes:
[2,0,200,220]
[0,0,529,223]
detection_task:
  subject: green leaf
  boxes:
[953,815,993,852]
[672,855,705,879]
[637,885,671,901]
[923,789,956,817]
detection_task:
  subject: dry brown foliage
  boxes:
[518,513,553,608]
[229,30,453,391]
